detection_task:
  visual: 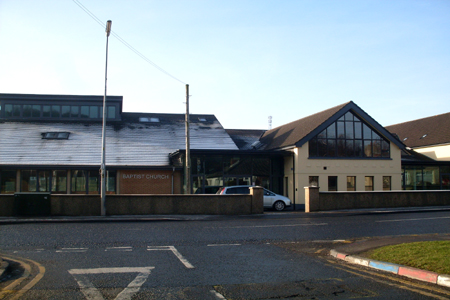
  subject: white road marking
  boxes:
[210,289,227,299]
[56,248,88,253]
[105,247,133,252]
[207,244,241,247]
[220,223,328,228]
[147,246,195,269]
[68,267,154,300]
[375,216,450,223]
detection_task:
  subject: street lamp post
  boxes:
[100,20,112,216]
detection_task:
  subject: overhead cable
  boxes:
[72,0,186,85]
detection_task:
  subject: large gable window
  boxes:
[309,111,390,158]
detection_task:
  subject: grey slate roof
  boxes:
[385,112,450,148]
[0,113,238,167]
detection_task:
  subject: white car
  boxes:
[216,185,291,211]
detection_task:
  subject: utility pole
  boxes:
[184,84,191,194]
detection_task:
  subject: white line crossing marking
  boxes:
[105,247,133,252]
[221,223,328,228]
[68,267,154,300]
[207,244,241,247]
[56,248,88,253]
[375,216,450,223]
[147,246,195,269]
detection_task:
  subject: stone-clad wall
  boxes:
[305,187,450,212]
[0,187,264,216]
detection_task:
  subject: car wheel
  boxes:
[273,200,285,211]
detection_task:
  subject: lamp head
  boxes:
[106,20,112,37]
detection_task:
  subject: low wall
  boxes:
[305,187,450,212]
[0,187,264,216]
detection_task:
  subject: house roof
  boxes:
[0,112,238,168]
[260,101,405,150]
[225,129,266,150]
[385,112,450,148]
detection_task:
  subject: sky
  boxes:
[0,0,449,130]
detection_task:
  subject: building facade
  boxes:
[1,93,448,211]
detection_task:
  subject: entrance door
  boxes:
[441,174,450,190]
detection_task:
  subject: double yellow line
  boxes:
[0,255,45,300]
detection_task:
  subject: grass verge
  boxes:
[364,241,450,275]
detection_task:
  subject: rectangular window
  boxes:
[347,176,356,191]
[80,106,89,118]
[106,171,116,194]
[107,106,116,119]
[51,105,60,118]
[38,170,51,192]
[21,170,37,192]
[52,170,67,193]
[43,105,51,117]
[23,105,32,117]
[309,176,319,187]
[365,176,374,191]
[5,104,13,117]
[89,106,99,118]
[32,105,40,117]
[328,176,337,191]
[71,106,79,118]
[88,171,99,194]
[1,170,16,194]
[383,176,391,191]
[12,105,21,117]
[62,106,71,118]
[71,170,86,194]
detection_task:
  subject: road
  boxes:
[1,209,450,299]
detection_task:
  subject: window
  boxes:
[309,111,390,159]
[42,132,70,139]
[62,106,71,118]
[89,106,99,118]
[51,105,60,118]
[71,170,86,194]
[365,176,374,191]
[81,106,89,118]
[52,170,67,193]
[1,170,16,194]
[383,176,391,191]
[347,176,356,191]
[328,176,337,191]
[21,170,37,192]
[88,171,99,194]
[309,176,319,187]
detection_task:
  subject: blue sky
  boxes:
[1,0,449,129]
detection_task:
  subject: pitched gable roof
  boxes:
[260,102,350,150]
[385,112,450,148]
[260,101,405,150]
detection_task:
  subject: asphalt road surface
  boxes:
[1,209,450,299]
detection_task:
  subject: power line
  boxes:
[72,0,186,85]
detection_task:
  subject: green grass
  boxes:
[364,241,450,275]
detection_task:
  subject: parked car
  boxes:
[216,185,291,211]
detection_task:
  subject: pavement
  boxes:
[1,206,450,287]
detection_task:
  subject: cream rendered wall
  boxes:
[415,144,450,161]
[285,142,403,205]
